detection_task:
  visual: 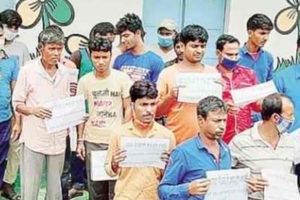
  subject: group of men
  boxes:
[0,6,300,200]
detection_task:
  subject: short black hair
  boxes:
[88,37,112,53]
[130,80,158,102]
[216,34,240,51]
[89,22,115,40]
[173,33,181,48]
[197,96,226,119]
[116,13,144,35]
[0,21,3,29]
[247,13,273,31]
[180,24,209,44]
[0,9,22,28]
[261,93,290,120]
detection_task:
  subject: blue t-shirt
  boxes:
[274,65,300,132]
[113,50,164,83]
[238,45,274,123]
[0,57,19,122]
[158,136,231,200]
[238,45,274,83]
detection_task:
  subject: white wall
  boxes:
[17,0,143,55]
[227,0,298,68]
[4,0,298,66]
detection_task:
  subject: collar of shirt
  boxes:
[195,134,230,158]
[251,121,266,142]
[250,121,288,149]
[240,44,264,56]
[216,64,244,75]
[34,58,67,85]
[126,120,160,138]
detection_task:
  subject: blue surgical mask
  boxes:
[158,35,173,47]
[221,56,238,70]
[276,114,294,134]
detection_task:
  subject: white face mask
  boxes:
[4,26,18,41]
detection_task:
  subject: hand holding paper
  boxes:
[32,107,52,119]
[247,176,268,193]
[160,150,171,164]
[188,178,210,196]
[112,148,127,173]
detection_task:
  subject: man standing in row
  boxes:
[105,80,175,200]
[113,13,164,83]
[229,93,298,200]
[76,38,132,200]
[157,24,218,145]
[13,28,74,200]
[215,34,260,143]
[151,18,178,63]
[0,10,30,200]
[158,96,230,200]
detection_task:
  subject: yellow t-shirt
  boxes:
[105,121,176,200]
[77,69,132,144]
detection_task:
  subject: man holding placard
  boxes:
[229,93,300,200]
[158,96,230,200]
[12,28,75,199]
[215,34,260,143]
[76,38,132,200]
[105,80,175,200]
[157,25,218,145]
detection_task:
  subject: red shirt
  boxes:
[218,65,258,144]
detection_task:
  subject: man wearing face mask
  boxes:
[0,9,30,67]
[229,93,299,200]
[150,19,177,63]
[216,34,260,144]
[0,9,29,200]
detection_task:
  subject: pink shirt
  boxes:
[13,58,74,155]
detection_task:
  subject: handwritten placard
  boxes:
[176,73,222,103]
[262,169,300,200]
[44,95,85,133]
[205,168,250,200]
[230,81,278,106]
[120,137,169,169]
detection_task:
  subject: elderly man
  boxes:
[12,28,75,200]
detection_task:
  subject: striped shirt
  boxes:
[229,122,300,199]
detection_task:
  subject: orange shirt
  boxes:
[157,64,218,145]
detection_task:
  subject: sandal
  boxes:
[1,191,21,200]
[68,188,84,199]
